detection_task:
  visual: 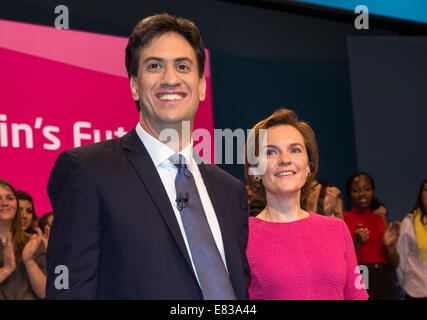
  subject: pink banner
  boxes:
[0,19,214,215]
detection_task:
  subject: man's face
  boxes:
[130,32,206,135]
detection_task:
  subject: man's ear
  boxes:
[199,75,206,102]
[130,76,139,101]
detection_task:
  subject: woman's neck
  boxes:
[259,192,308,223]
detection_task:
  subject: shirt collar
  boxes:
[135,122,194,171]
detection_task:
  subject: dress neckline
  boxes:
[250,211,313,224]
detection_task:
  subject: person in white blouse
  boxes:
[396,178,427,299]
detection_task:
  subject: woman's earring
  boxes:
[255,175,262,181]
[307,171,311,177]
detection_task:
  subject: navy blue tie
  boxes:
[170,154,236,300]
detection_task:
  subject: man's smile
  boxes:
[156,92,187,101]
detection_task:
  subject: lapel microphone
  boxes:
[176,192,189,211]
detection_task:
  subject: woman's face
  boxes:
[0,185,17,223]
[19,199,34,231]
[350,175,374,210]
[260,125,310,198]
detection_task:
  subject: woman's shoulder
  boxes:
[304,213,355,248]
[402,212,414,221]
[310,211,346,226]
[308,212,350,234]
[312,211,351,229]
[400,213,415,230]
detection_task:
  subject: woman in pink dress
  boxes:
[244,108,368,300]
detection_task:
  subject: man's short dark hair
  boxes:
[125,13,206,80]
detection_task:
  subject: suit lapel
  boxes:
[197,161,242,294]
[120,129,195,276]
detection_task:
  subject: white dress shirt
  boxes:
[135,123,228,285]
[396,213,427,298]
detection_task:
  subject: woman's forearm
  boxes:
[24,260,46,299]
[0,267,14,284]
[385,244,400,270]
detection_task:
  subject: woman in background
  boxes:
[396,178,427,299]
[15,191,37,234]
[0,179,46,300]
[343,172,400,300]
[245,109,367,300]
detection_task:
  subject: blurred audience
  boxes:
[396,178,427,300]
[371,197,389,224]
[343,172,400,300]
[15,191,37,234]
[303,180,344,219]
[38,212,53,249]
[0,178,46,300]
[38,212,53,233]
[302,180,321,212]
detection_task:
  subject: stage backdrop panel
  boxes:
[347,36,427,221]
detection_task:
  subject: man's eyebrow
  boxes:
[143,57,164,64]
[175,57,193,64]
[143,57,193,64]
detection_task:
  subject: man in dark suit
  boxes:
[46,13,250,299]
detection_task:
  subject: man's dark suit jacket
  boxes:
[46,128,250,299]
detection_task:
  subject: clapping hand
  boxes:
[306,182,321,212]
[42,225,50,249]
[3,232,16,273]
[383,222,401,248]
[22,228,43,264]
[323,187,341,216]
[355,224,370,248]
